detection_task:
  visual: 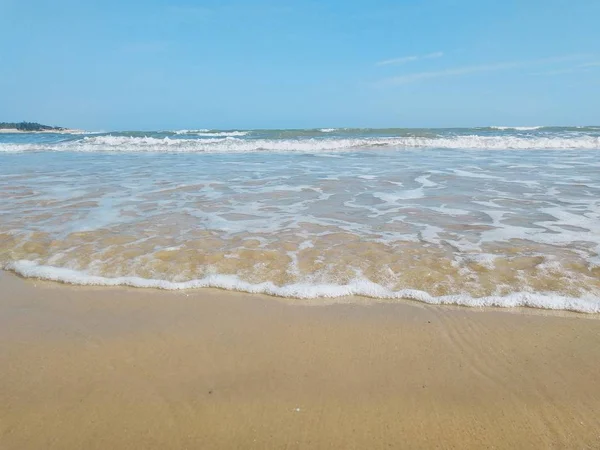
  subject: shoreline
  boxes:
[0,128,82,134]
[1,271,600,449]
[4,263,600,315]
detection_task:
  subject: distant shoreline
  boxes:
[0,128,81,134]
[0,121,81,134]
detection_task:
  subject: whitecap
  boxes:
[6,260,599,313]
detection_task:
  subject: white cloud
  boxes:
[531,60,600,76]
[384,61,520,84]
[533,68,578,76]
[377,52,443,66]
[379,55,591,85]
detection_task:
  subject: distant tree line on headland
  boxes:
[0,121,65,131]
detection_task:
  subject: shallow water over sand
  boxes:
[1,134,600,311]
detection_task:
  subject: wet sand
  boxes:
[1,271,600,449]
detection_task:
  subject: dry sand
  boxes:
[1,270,600,449]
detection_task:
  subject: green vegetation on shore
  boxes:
[0,121,65,131]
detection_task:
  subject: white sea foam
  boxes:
[373,188,424,202]
[414,174,437,187]
[6,260,599,313]
[2,134,599,153]
[172,129,209,134]
[461,253,498,270]
[195,131,250,137]
[491,126,544,131]
[173,129,249,137]
[2,133,599,314]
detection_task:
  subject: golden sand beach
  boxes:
[1,271,599,449]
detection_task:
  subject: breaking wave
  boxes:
[490,126,544,131]
[1,134,599,153]
[7,260,600,313]
[172,129,250,137]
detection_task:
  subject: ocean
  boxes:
[1,126,600,312]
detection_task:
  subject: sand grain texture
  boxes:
[1,272,600,449]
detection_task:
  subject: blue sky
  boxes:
[1,0,599,130]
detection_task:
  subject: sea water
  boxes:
[1,127,600,312]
